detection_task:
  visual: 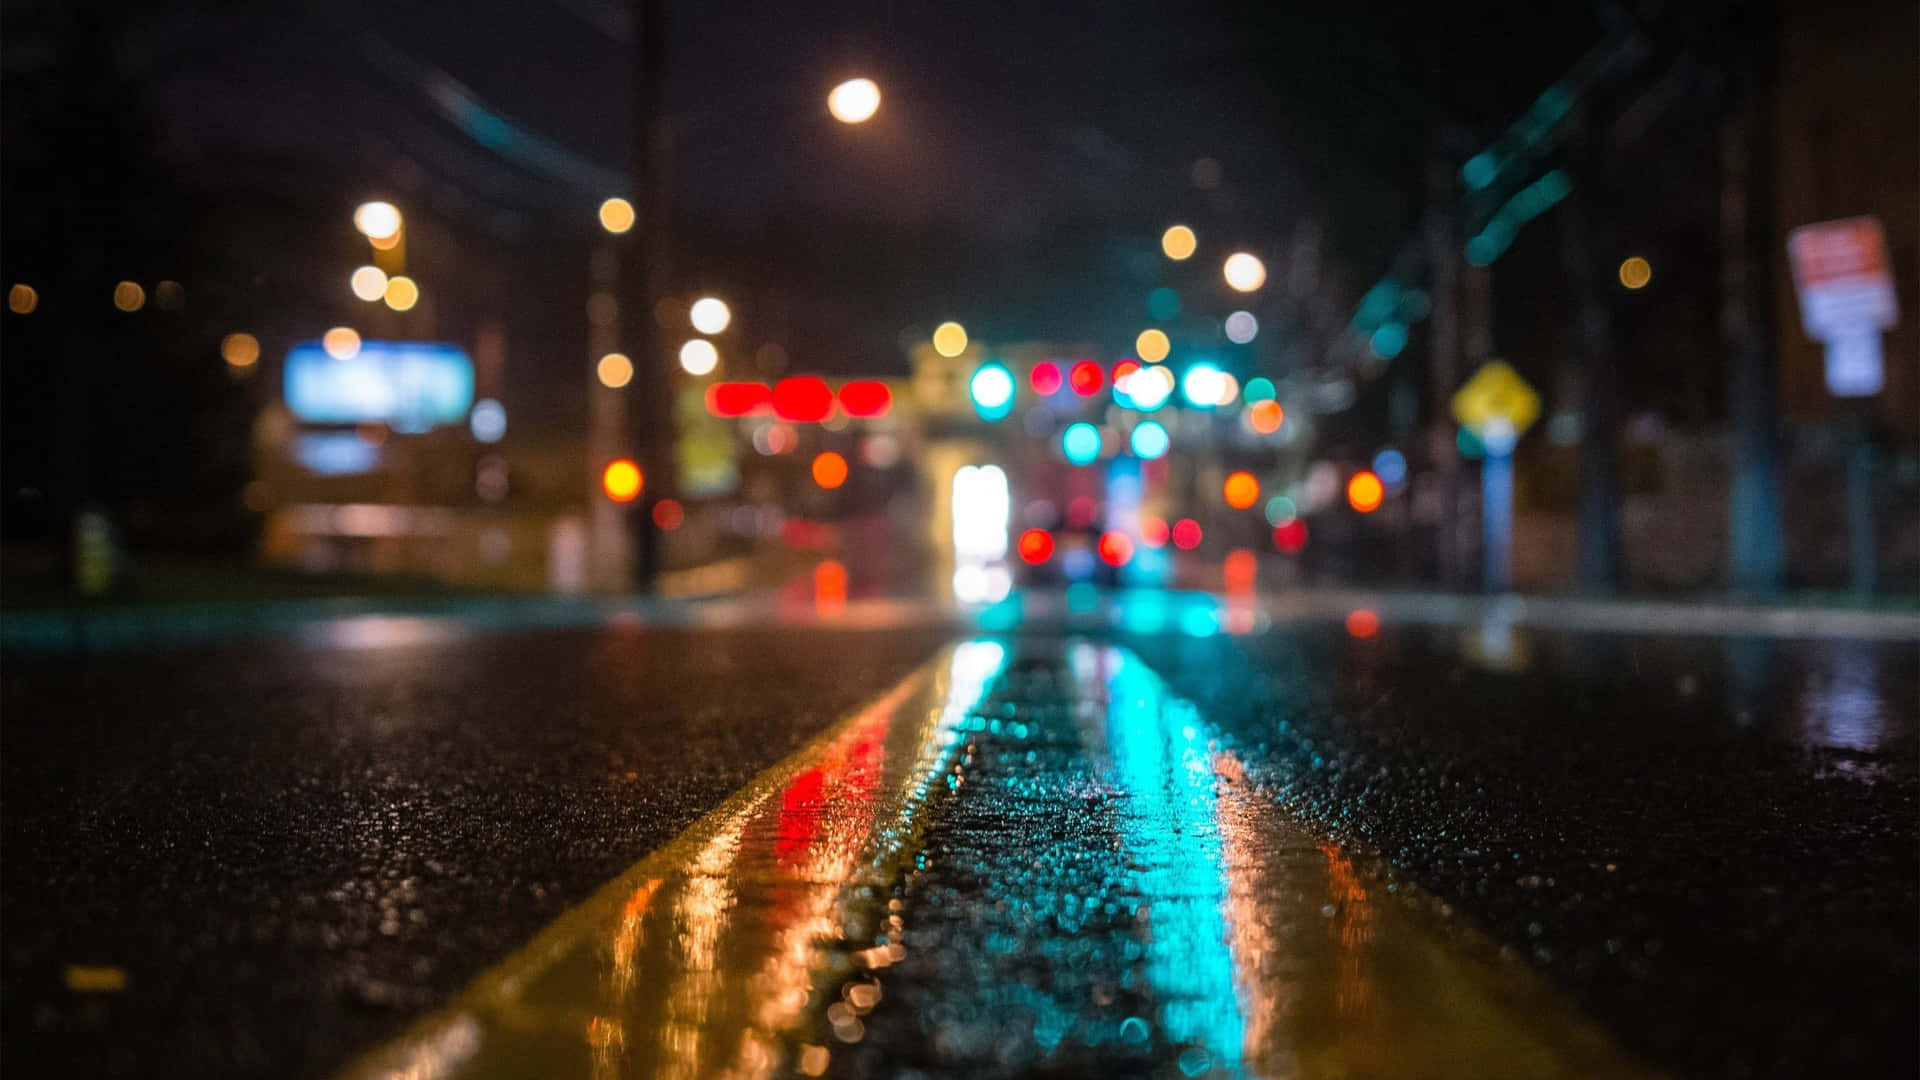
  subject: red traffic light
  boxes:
[772,376,834,422]
[706,381,771,417]
[837,380,892,418]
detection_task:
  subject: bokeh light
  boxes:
[828,77,881,124]
[601,458,643,502]
[1129,419,1170,460]
[969,362,1015,417]
[1017,528,1054,564]
[1097,531,1134,567]
[679,338,719,376]
[1128,364,1175,410]
[1171,518,1203,550]
[8,284,37,314]
[1224,310,1258,344]
[1618,256,1652,290]
[1247,399,1284,434]
[1182,363,1226,408]
[470,399,507,442]
[1371,448,1408,486]
[1273,518,1308,553]
[772,377,834,422]
[1263,494,1298,526]
[597,352,634,388]
[598,197,636,234]
[689,296,731,334]
[1224,548,1257,592]
[1135,328,1171,363]
[932,321,969,358]
[1069,360,1105,395]
[1243,376,1276,402]
[1223,252,1267,292]
[353,201,402,240]
[1223,470,1260,509]
[1062,422,1102,465]
[1140,517,1169,548]
[812,451,849,489]
[1029,361,1063,395]
[322,327,362,360]
[837,380,892,418]
[113,281,145,312]
[383,275,419,311]
[652,498,685,530]
[221,332,260,369]
[1160,224,1197,260]
[1347,470,1384,513]
[350,265,388,301]
[1347,609,1380,638]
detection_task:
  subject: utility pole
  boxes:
[1424,156,1464,590]
[627,0,674,590]
[1720,6,1786,596]
[1559,119,1625,592]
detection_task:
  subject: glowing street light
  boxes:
[689,296,731,335]
[1618,256,1652,290]
[679,338,719,376]
[828,77,881,124]
[598,197,636,234]
[1161,225,1197,260]
[350,266,388,301]
[602,459,643,502]
[1134,328,1170,363]
[353,201,402,241]
[221,332,260,370]
[597,352,634,388]
[1223,252,1267,292]
[383,275,419,311]
[932,321,969,358]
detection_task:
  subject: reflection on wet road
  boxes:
[346,640,1652,1079]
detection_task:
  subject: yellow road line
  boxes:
[338,640,1662,1080]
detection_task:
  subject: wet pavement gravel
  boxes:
[1,623,950,1078]
[2,609,1914,1079]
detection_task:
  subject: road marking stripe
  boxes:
[340,640,1662,1079]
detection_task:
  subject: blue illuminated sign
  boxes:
[284,340,475,431]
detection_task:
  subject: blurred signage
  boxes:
[284,340,474,431]
[674,386,738,496]
[1787,216,1898,397]
[1451,361,1539,446]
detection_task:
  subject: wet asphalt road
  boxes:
[2,607,1915,1079]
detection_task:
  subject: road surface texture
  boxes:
[3,599,1914,1078]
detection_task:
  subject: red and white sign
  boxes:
[1787,216,1899,397]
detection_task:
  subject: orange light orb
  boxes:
[602,459,643,502]
[1223,470,1260,509]
[1347,470,1384,513]
[811,451,849,489]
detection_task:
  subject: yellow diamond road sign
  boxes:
[1451,360,1540,438]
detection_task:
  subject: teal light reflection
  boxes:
[1098,647,1245,1070]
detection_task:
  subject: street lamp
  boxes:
[828,78,882,124]
[1223,251,1267,292]
[353,201,402,242]
[598,198,636,235]
[688,296,731,335]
